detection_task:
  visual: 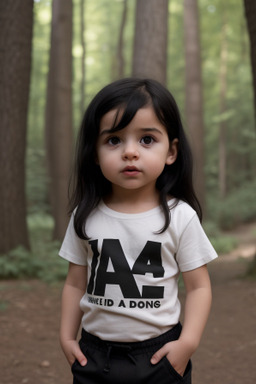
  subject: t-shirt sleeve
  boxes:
[59,213,88,266]
[176,214,218,272]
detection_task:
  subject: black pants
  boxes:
[72,323,192,384]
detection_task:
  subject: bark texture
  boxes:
[45,0,73,240]
[132,0,169,85]
[244,0,256,126]
[0,0,33,252]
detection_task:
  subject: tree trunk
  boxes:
[0,0,33,253]
[45,0,73,240]
[132,0,169,85]
[184,0,206,213]
[244,0,256,127]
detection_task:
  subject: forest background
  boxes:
[0,0,255,282]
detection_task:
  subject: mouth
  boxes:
[122,166,141,176]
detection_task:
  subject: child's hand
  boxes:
[150,339,192,376]
[61,339,87,367]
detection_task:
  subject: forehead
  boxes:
[100,109,120,129]
[99,105,164,132]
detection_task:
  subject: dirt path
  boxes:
[193,252,256,383]
[1,223,256,384]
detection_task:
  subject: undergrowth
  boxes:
[203,221,238,254]
[0,213,68,283]
[246,254,256,278]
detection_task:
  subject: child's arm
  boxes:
[60,262,88,367]
[151,265,212,376]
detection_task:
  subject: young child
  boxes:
[59,78,217,384]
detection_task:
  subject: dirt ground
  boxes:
[1,223,256,384]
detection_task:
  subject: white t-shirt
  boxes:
[59,199,217,342]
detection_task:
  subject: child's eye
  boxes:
[140,136,155,145]
[108,136,120,146]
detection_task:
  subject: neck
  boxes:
[104,187,160,213]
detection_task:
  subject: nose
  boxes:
[122,142,139,160]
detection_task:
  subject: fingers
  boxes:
[73,346,87,367]
[150,344,169,365]
[150,340,190,377]
[62,340,87,367]
[76,352,87,367]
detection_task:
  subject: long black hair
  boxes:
[69,78,202,239]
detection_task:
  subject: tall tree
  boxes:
[132,0,169,85]
[45,0,73,240]
[184,0,206,212]
[0,0,33,253]
[244,0,256,126]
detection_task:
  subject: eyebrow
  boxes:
[99,127,163,136]
[140,127,163,135]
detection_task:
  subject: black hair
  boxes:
[69,78,202,239]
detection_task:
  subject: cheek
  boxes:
[96,147,107,167]
[150,162,166,177]
[146,152,170,179]
[97,151,116,176]
[145,149,169,169]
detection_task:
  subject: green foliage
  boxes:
[200,0,255,217]
[0,246,41,279]
[246,226,256,278]
[72,0,135,127]
[26,148,49,214]
[27,0,51,215]
[0,214,67,283]
[28,0,51,146]
[168,1,185,109]
[246,254,256,278]
[0,301,9,312]
[203,221,238,254]
[207,180,256,230]
[209,236,238,255]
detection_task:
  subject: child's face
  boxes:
[96,106,178,198]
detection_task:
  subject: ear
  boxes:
[166,138,178,165]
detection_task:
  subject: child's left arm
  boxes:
[151,265,212,376]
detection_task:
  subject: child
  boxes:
[59,78,217,384]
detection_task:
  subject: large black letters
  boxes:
[132,241,164,298]
[87,240,100,294]
[132,241,164,277]
[88,239,164,298]
[94,239,141,298]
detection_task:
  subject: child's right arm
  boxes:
[60,262,88,367]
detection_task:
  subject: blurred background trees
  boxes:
[132,0,169,84]
[243,0,256,124]
[184,0,206,212]
[0,0,34,253]
[44,0,73,240]
[0,0,255,279]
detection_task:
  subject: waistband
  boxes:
[81,322,182,355]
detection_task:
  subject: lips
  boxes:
[122,166,141,176]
